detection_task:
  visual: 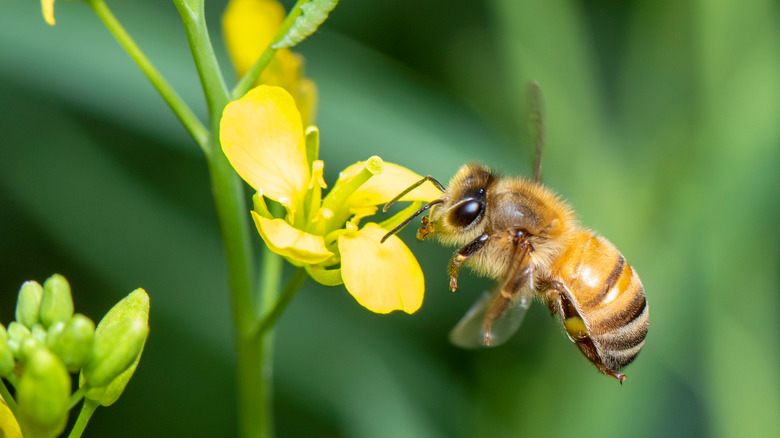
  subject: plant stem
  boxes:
[68,399,98,438]
[254,248,282,438]
[173,0,231,141]
[248,266,307,438]
[254,268,308,339]
[173,0,254,330]
[0,379,17,417]
[85,0,209,151]
[231,0,307,99]
[68,386,86,410]
[173,1,271,437]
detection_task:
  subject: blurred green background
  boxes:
[2,0,780,436]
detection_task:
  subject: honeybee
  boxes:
[381,86,647,383]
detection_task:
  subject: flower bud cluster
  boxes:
[0,274,149,438]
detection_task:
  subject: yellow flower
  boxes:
[0,396,21,438]
[220,85,440,314]
[41,0,56,25]
[222,0,317,126]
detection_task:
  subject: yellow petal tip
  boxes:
[42,0,56,25]
[339,224,424,314]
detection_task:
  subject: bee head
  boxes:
[428,164,496,245]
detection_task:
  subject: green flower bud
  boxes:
[49,314,94,373]
[31,324,47,345]
[45,322,65,348]
[39,274,73,328]
[16,347,70,438]
[16,281,43,328]
[7,322,31,357]
[81,288,149,406]
[0,324,14,377]
[83,318,147,388]
[19,338,44,364]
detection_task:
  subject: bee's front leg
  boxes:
[447,233,489,292]
[416,216,435,240]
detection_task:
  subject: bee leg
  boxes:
[447,233,489,292]
[417,216,435,240]
[483,266,533,345]
[482,229,533,345]
[544,283,627,384]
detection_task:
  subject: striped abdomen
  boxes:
[546,231,648,380]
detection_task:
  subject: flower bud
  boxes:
[7,322,31,357]
[19,338,44,364]
[45,322,65,348]
[0,324,14,377]
[16,281,43,329]
[48,314,94,373]
[83,318,148,388]
[81,289,149,406]
[16,347,70,438]
[31,324,47,345]
[39,274,73,329]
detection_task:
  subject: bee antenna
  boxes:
[381,199,443,243]
[382,176,445,213]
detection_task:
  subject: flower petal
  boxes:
[252,212,334,264]
[0,396,21,438]
[41,0,55,25]
[221,85,310,209]
[222,0,317,125]
[338,223,424,314]
[222,0,285,77]
[341,162,442,210]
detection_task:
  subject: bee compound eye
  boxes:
[450,199,484,228]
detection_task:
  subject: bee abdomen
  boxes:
[591,292,649,369]
[587,265,649,371]
[552,232,649,375]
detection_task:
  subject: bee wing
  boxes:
[449,288,533,349]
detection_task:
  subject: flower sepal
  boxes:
[304,265,343,286]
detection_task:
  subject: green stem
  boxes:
[85,0,209,151]
[258,246,284,321]
[173,1,266,437]
[173,0,231,136]
[252,247,284,438]
[173,0,253,328]
[253,268,308,339]
[68,399,99,438]
[0,379,17,417]
[68,386,86,410]
[231,0,307,99]
[242,265,306,438]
